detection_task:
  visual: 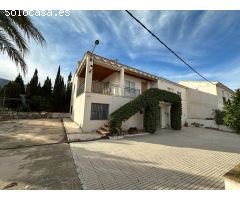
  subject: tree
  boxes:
[15,73,25,94]
[224,89,240,134]
[41,77,52,111]
[37,82,41,96]
[26,69,39,97]
[65,72,72,112]
[42,77,52,98]
[52,66,66,112]
[4,81,21,110]
[26,69,44,111]
[0,10,46,74]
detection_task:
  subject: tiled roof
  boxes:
[90,52,187,88]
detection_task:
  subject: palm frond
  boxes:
[0,31,27,74]
[6,10,46,46]
[0,11,29,55]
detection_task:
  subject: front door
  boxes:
[141,82,148,93]
[156,106,162,129]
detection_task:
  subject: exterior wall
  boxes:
[156,79,188,124]
[179,81,234,118]
[82,92,143,132]
[216,86,233,110]
[70,74,86,128]
[186,88,218,119]
[103,71,120,85]
[179,81,217,95]
[186,118,233,132]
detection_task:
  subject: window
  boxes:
[125,80,136,96]
[90,103,109,120]
[177,91,181,97]
[125,80,135,89]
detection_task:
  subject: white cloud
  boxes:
[0,10,239,91]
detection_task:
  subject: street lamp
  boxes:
[90,40,99,61]
[89,40,99,73]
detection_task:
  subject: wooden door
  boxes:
[141,82,148,93]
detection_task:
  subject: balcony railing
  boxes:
[77,83,85,96]
[124,87,140,97]
[92,81,121,96]
[77,81,140,97]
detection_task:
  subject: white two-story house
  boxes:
[70,51,234,133]
[70,51,188,133]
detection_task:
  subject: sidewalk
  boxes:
[62,118,104,142]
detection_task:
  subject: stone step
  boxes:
[101,126,109,131]
[97,128,109,136]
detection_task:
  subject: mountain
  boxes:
[0,78,10,87]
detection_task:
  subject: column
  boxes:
[84,54,93,92]
[120,68,125,96]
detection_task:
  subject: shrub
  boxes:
[224,89,240,134]
[109,88,182,135]
[213,109,225,125]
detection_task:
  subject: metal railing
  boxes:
[91,81,121,96]
[124,87,140,97]
[77,83,85,96]
[76,81,141,97]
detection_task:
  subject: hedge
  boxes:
[109,88,182,135]
[213,109,225,125]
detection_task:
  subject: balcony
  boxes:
[77,81,140,97]
[77,83,85,96]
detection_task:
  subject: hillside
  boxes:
[0,78,10,87]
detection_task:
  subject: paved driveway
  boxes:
[70,127,240,190]
[0,119,81,189]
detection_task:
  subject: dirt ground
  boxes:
[0,119,81,190]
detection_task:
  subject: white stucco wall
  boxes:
[82,92,143,132]
[155,79,188,124]
[186,118,233,132]
[70,74,86,128]
[179,81,217,95]
[216,86,233,110]
[103,71,120,85]
[179,81,234,118]
[186,88,218,119]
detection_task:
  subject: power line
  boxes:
[125,10,214,85]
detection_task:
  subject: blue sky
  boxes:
[1,10,240,89]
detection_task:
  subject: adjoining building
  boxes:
[70,52,234,134]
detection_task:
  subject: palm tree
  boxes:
[0,10,46,74]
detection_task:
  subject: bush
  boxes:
[213,109,225,125]
[224,89,240,134]
[109,88,182,135]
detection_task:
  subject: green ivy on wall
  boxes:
[109,88,182,135]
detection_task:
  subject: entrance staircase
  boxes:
[97,123,110,136]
